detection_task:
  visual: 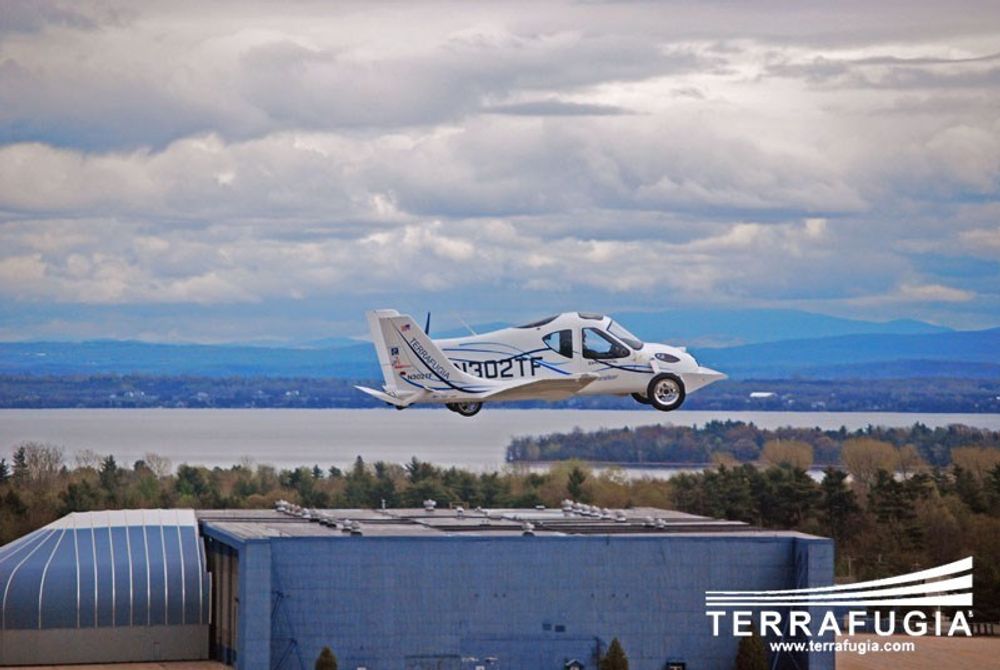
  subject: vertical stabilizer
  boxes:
[365,309,487,397]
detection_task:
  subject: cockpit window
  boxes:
[582,328,629,360]
[517,315,558,328]
[608,321,643,350]
[542,329,573,358]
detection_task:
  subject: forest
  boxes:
[507,420,1000,467]
[2,436,999,620]
[1,374,998,412]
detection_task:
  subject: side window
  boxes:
[582,328,629,360]
[542,329,573,358]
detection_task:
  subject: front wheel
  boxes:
[631,392,651,406]
[446,401,483,417]
[646,374,685,412]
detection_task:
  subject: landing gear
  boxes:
[646,374,685,412]
[446,401,483,417]
[631,392,651,406]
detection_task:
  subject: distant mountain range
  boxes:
[0,310,994,380]
[292,308,951,349]
[607,308,950,347]
[694,328,1000,379]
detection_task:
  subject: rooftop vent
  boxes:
[615,511,627,523]
[522,522,535,537]
[350,521,363,536]
[455,506,465,517]
[423,499,437,512]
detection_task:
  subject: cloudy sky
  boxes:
[1,0,999,342]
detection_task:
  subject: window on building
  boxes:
[542,329,573,358]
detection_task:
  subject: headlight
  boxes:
[655,353,680,363]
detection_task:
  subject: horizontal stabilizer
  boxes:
[355,385,429,407]
[481,374,598,402]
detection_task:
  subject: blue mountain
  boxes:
[694,328,1000,379]
[610,308,949,347]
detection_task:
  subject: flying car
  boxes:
[355,310,725,417]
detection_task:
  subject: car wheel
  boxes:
[446,401,483,417]
[646,374,685,411]
[631,392,651,405]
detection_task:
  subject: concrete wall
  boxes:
[221,533,833,670]
[0,624,208,665]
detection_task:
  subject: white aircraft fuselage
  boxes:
[356,310,725,417]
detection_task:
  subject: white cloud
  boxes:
[0,0,998,336]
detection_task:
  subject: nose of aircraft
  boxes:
[679,366,727,393]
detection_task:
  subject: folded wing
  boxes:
[480,373,598,402]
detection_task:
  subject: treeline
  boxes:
[670,463,1000,620]
[0,374,370,408]
[507,420,1000,467]
[2,440,1000,619]
[0,443,671,546]
[2,374,999,412]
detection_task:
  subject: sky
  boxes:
[1,0,999,342]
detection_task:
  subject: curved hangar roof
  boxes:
[0,509,209,630]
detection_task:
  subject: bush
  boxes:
[599,637,628,670]
[315,646,337,670]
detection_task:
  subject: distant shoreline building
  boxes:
[1,505,833,669]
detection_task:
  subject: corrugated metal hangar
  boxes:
[0,504,834,670]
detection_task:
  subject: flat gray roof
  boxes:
[197,505,823,542]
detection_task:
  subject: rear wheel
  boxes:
[446,401,483,417]
[631,392,651,405]
[646,374,685,412]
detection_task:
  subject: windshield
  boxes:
[607,321,643,350]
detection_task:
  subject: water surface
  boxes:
[1,408,998,471]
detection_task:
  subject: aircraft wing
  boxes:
[479,373,599,402]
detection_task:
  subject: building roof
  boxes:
[0,509,210,631]
[196,502,818,543]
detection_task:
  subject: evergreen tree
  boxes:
[344,456,374,507]
[61,480,102,513]
[0,458,9,483]
[99,455,120,490]
[599,637,628,670]
[734,629,768,670]
[953,465,987,514]
[2,489,27,517]
[12,446,27,482]
[315,646,338,670]
[568,466,587,500]
[819,468,860,544]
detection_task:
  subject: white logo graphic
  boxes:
[705,557,975,644]
[705,556,972,608]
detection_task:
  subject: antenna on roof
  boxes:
[453,313,477,335]
[424,312,431,335]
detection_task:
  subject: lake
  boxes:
[2,408,999,473]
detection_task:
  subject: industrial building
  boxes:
[0,503,834,669]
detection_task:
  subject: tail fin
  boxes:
[366,309,487,396]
